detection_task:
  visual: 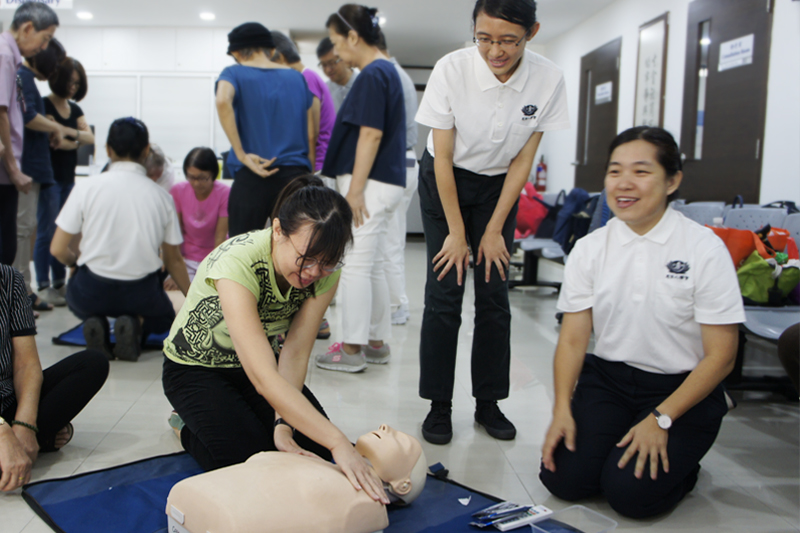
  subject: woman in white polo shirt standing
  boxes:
[415,0,569,445]
[539,127,744,518]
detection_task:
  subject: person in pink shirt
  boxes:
[168,147,230,283]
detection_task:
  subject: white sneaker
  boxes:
[364,344,390,364]
[39,287,66,306]
[315,343,367,373]
[391,304,410,325]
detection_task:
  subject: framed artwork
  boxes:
[634,13,669,127]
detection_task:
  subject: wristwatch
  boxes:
[652,409,672,430]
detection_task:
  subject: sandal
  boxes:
[56,422,74,449]
[29,293,53,312]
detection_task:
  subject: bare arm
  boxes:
[477,131,543,283]
[616,323,738,480]
[346,125,383,227]
[162,243,190,296]
[215,80,277,178]
[430,127,470,286]
[216,278,388,503]
[214,217,228,248]
[11,336,42,463]
[47,114,94,151]
[541,309,593,472]
[0,107,31,193]
[308,100,320,169]
[51,227,78,267]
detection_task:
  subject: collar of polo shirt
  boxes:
[615,205,677,246]
[473,47,530,93]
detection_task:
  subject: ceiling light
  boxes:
[378,15,387,26]
[200,12,216,21]
[76,12,93,20]
[700,37,711,46]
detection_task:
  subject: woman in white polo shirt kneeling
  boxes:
[539,127,744,518]
[414,0,569,444]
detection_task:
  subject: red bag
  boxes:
[707,226,774,268]
[515,183,548,239]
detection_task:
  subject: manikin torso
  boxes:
[166,425,425,533]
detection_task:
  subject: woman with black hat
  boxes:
[216,22,315,236]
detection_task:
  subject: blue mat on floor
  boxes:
[23,453,502,533]
[52,320,169,350]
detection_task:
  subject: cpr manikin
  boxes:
[166,425,427,533]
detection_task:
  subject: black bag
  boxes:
[560,193,603,255]
[533,190,566,239]
[762,200,799,214]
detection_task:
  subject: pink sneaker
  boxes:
[315,342,367,373]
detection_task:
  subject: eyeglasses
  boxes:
[318,57,342,69]
[473,35,526,51]
[286,235,344,274]
[186,173,213,183]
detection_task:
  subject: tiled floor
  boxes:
[2,241,798,532]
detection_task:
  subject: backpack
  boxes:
[553,188,590,253]
[514,183,549,239]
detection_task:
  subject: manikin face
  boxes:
[16,22,57,58]
[318,49,350,86]
[356,425,421,496]
[604,139,682,236]
[473,12,538,83]
[327,27,357,71]
[185,166,215,199]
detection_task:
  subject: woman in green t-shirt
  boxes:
[162,175,388,504]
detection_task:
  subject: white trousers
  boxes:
[12,182,40,293]
[384,151,419,311]
[337,174,404,345]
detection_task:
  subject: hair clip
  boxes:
[120,116,145,132]
[371,14,379,27]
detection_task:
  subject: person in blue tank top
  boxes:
[215,23,315,236]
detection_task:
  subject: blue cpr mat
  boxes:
[52,320,169,350]
[23,453,502,533]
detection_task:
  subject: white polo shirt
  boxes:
[56,162,183,281]
[557,207,745,375]
[415,47,570,176]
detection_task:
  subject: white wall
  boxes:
[537,0,799,203]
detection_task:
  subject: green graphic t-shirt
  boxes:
[163,228,339,368]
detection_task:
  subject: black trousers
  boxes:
[162,357,332,471]
[418,150,517,402]
[539,354,728,519]
[0,350,108,452]
[228,165,310,237]
[0,185,18,265]
[66,266,175,337]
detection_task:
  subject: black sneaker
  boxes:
[113,315,142,362]
[475,400,516,440]
[83,316,113,360]
[422,401,453,445]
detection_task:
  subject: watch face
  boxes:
[657,416,672,430]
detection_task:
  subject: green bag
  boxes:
[777,265,800,296]
[737,251,774,303]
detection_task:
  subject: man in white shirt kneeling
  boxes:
[51,117,190,362]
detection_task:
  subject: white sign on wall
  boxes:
[1,0,73,9]
[595,81,613,105]
[718,34,754,72]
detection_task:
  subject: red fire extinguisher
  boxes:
[534,155,547,192]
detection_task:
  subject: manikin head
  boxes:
[356,425,427,505]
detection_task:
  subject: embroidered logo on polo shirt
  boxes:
[521,105,538,121]
[666,260,690,279]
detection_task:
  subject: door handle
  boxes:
[571,161,581,166]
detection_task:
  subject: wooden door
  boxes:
[679,0,773,202]
[574,38,621,191]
